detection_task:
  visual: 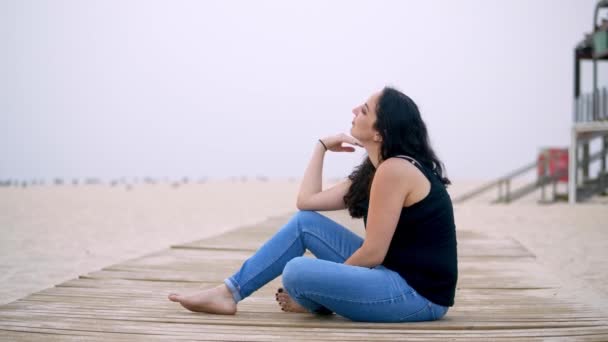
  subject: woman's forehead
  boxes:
[366,91,382,107]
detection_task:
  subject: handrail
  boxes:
[454,149,607,204]
[492,170,566,204]
[452,161,536,203]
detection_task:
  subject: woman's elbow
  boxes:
[295,197,307,210]
[369,256,385,268]
[362,246,387,267]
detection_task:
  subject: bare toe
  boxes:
[275,291,308,313]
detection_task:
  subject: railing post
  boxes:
[540,178,546,202]
[505,179,511,204]
[603,134,608,177]
[583,143,590,183]
[497,180,502,203]
[547,150,552,176]
[600,88,608,120]
[589,92,592,121]
[568,131,578,204]
[586,94,592,121]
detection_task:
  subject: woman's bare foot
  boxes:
[275,287,308,313]
[168,284,237,315]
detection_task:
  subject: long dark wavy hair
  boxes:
[343,86,450,218]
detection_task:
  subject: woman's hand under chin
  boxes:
[320,133,363,153]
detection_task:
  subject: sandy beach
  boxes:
[1,179,607,315]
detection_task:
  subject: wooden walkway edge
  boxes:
[1,210,607,341]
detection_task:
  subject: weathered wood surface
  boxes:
[1,210,607,341]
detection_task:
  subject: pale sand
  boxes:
[0,180,302,304]
[0,179,607,314]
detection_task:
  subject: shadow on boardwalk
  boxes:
[1,211,607,341]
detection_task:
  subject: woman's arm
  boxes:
[344,158,417,268]
[296,141,327,207]
[296,134,362,211]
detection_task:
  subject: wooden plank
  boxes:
[2,316,608,340]
[1,312,600,332]
[0,210,606,340]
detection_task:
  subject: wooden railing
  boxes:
[453,150,608,204]
[452,161,536,204]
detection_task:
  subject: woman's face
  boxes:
[350,91,382,144]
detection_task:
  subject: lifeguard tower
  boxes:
[454,1,608,204]
[570,0,608,203]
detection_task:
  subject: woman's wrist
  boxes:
[318,139,328,151]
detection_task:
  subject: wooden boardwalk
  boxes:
[1,211,607,341]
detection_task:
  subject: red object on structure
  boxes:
[537,148,569,182]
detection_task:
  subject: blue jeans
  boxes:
[224,210,449,322]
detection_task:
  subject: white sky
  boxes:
[1,0,606,181]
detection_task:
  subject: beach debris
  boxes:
[256,175,269,182]
[85,178,101,185]
[143,177,157,185]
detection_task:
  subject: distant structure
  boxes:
[143,177,157,185]
[85,178,102,185]
[255,175,269,182]
[454,1,608,205]
[570,0,608,203]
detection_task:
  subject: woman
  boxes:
[169,86,457,322]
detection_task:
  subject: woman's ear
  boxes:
[374,133,382,142]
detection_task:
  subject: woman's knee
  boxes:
[292,210,324,225]
[282,256,314,291]
[283,210,325,234]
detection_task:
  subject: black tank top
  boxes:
[362,155,458,307]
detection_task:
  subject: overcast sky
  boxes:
[1,0,605,182]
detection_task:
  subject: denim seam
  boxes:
[384,269,414,298]
[223,278,242,302]
[299,290,430,322]
[397,302,430,321]
[296,289,410,305]
[428,302,436,320]
[301,228,357,262]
